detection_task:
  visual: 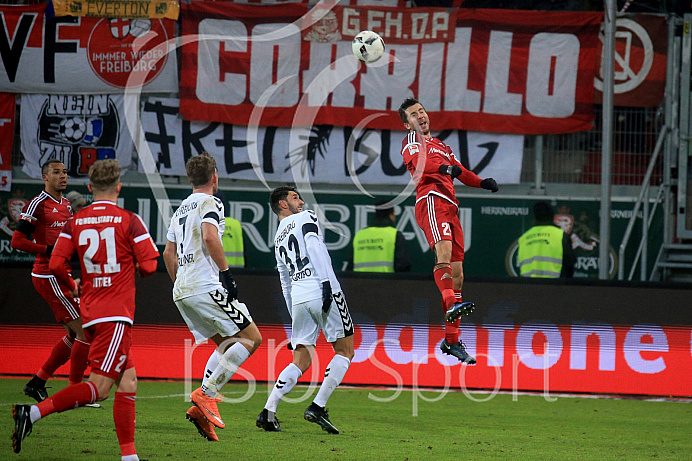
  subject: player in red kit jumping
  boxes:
[10,160,90,401]
[398,98,498,364]
[11,160,160,461]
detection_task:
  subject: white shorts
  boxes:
[175,289,253,344]
[291,291,354,348]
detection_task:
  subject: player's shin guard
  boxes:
[265,363,302,412]
[36,381,98,418]
[313,354,350,408]
[204,342,250,397]
[433,263,456,308]
[37,336,73,381]
[69,339,90,386]
[114,392,137,458]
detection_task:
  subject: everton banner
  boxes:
[20,94,135,179]
[50,0,180,20]
[140,97,524,184]
[0,5,177,93]
[180,4,602,134]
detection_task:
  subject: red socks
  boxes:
[37,336,73,381]
[36,381,98,417]
[444,290,463,344]
[69,339,90,386]
[433,264,456,308]
[114,392,137,457]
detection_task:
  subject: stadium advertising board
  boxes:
[180,4,602,134]
[0,5,177,93]
[139,97,524,185]
[2,272,690,397]
[0,184,661,279]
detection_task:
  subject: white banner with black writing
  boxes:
[20,94,135,179]
[139,97,523,185]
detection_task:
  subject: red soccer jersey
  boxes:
[52,201,160,327]
[19,191,73,275]
[400,131,483,205]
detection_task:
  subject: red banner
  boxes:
[0,5,177,93]
[180,4,602,134]
[0,93,13,191]
[3,322,690,396]
[594,14,667,107]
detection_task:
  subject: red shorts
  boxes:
[85,322,135,380]
[415,194,465,262]
[32,275,81,324]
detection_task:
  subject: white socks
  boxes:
[313,354,350,408]
[203,350,223,391]
[30,405,41,424]
[202,343,250,398]
[265,363,303,413]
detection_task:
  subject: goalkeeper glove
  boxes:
[219,269,238,301]
[321,281,333,313]
[438,164,463,178]
[480,178,499,193]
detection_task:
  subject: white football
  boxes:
[352,30,385,63]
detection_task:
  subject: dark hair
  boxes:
[398,97,422,124]
[533,201,554,222]
[270,186,297,215]
[41,160,64,175]
[375,199,394,220]
[186,152,216,187]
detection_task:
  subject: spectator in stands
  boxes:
[65,191,87,213]
[346,200,411,273]
[517,201,575,278]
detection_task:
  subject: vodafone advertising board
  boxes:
[0,5,177,93]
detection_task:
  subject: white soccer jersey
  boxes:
[167,192,225,301]
[274,210,341,306]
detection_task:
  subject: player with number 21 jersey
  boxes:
[52,201,159,327]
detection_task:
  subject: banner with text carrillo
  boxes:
[180,4,602,134]
[140,97,523,184]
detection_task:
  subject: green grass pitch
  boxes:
[1,378,690,460]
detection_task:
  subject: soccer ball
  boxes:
[352,30,385,63]
[58,117,87,143]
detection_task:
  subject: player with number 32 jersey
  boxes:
[274,209,341,307]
